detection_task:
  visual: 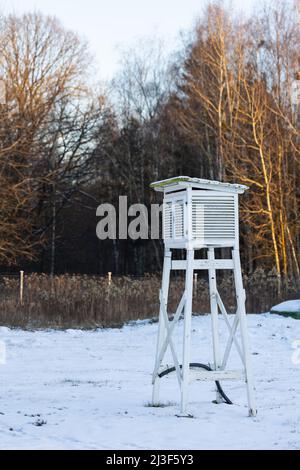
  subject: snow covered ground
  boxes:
[0,313,299,450]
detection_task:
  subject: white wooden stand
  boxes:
[150,176,257,417]
[152,247,257,417]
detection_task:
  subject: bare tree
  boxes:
[174,0,300,285]
[0,12,100,267]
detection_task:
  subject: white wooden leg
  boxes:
[152,292,186,386]
[180,249,194,416]
[232,248,257,417]
[208,248,222,403]
[152,250,171,405]
[216,291,244,368]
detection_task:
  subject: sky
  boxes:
[1,0,257,81]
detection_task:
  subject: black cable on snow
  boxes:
[158,362,233,405]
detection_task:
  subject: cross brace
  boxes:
[152,247,257,417]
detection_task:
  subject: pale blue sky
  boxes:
[1,0,256,80]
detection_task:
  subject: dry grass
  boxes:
[0,271,299,329]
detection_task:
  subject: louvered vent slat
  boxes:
[163,191,237,245]
[163,199,185,240]
[192,193,235,241]
[163,202,172,240]
[174,201,184,239]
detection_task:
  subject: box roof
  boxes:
[150,176,248,194]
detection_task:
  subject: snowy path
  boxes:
[0,314,299,450]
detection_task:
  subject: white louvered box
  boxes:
[150,176,248,249]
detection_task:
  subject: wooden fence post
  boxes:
[194,272,198,291]
[20,270,24,305]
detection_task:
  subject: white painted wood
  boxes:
[215,290,244,366]
[152,250,172,405]
[171,259,234,270]
[208,248,223,403]
[186,186,193,244]
[180,249,194,416]
[232,248,257,417]
[190,369,245,382]
[150,176,248,194]
[163,192,186,244]
[160,294,182,387]
[164,239,237,250]
[221,313,240,370]
[152,291,186,387]
[162,189,238,249]
[234,193,239,250]
[151,176,257,417]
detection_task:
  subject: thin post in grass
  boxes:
[20,270,24,305]
[194,272,198,292]
[108,272,112,287]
